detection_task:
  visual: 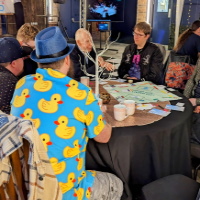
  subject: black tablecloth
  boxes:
[86,92,193,200]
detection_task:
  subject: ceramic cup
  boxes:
[114,104,127,121]
[80,76,89,86]
[123,100,135,115]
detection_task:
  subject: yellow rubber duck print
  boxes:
[85,111,94,126]
[73,188,84,200]
[38,94,63,113]
[15,77,25,89]
[49,157,66,175]
[88,170,96,177]
[76,155,83,171]
[39,133,52,151]
[73,107,94,125]
[59,172,76,194]
[63,140,81,158]
[85,90,96,105]
[20,108,41,129]
[86,187,92,199]
[66,80,87,100]
[13,89,30,107]
[47,68,66,78]
[54,116,76,139]
[74,107,86,123]
[33,73,52,92]
[94,115,105,135]
[78,171,86,184]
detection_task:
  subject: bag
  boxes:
[165,62,195,90]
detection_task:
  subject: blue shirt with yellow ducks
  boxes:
[11,68,105,200]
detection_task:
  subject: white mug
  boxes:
[80,76,89,86]
[114,104,127,121]
[123,100,135,115]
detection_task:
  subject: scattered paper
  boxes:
[165,104,185,111]
[137,103,154,110]
[149,108,171,116]
[167,88,176,91]
[176,102,185,107]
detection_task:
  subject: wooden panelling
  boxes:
[6,0,45,36]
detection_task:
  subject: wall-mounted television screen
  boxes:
[87,0,125,22]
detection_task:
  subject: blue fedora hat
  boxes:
[31,26,75,63]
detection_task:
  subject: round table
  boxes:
[86,91,193,200]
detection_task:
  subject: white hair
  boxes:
[75,28,92,41]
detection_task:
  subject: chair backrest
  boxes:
[142,174,200,200]
[153,43,167,64]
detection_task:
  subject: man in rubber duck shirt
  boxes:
[10,26,123,200]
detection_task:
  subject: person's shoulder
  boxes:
[0,69,17,83]
[124,43,135,52]
[148,42,160,49]
[191,33,200,39]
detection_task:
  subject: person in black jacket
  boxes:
[70,28,114,81]
[118,22,163,84]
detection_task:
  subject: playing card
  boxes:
[167,88,176,91]
[176,102,185,107]
[149,108,170,116]
[137,104,154,110]
[165,105,185,111]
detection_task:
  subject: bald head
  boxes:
[75,28,93,52]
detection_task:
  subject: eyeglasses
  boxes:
[132,32,146,37]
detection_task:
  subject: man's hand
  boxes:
[194,106,200,113]
[189,98,197,106]
[98,56,115,71]
[127,77,138,80]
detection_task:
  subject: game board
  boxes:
[103,81,182,103]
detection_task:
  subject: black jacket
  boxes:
[0,65,18,114]
[118,42,163,84]
[70,45,96,81]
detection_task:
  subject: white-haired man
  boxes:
[70,28,114,81]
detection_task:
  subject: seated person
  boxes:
[11,26,123,200]
[70,28,114,81]
[16,23,39,78]
[118,22,163,84]
[0,37,24,114]
[174,20,200,65]
[184,59,200,144]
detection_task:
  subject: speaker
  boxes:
[53,0,66,3]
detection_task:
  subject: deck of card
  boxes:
[149,108,170,116]
[165,104,185,112]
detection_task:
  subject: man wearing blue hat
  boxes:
[0,37,24,114]
[11,26,123,200]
